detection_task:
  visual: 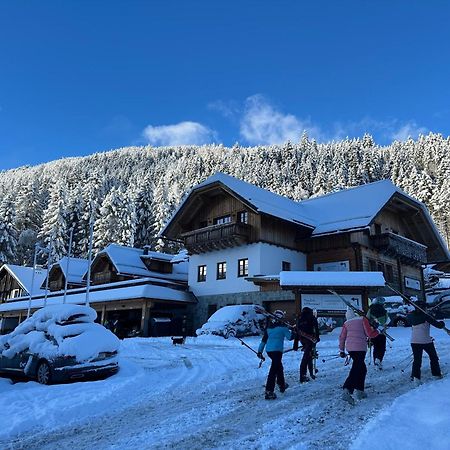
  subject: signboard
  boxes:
[301,293,362,313]
[314,260,350,272]
[404,277,421,291]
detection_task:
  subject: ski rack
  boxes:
[254,305,318,344]
[386,284,450,336]
[327,289,395,342]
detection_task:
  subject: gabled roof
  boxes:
[92,244,188,282]
[55,257,89,285]
[0,264,48,296]
[301,180,400,236]
[160,172,317,235]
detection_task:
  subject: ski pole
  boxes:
[321,354,344,363]
[235,337,265,367]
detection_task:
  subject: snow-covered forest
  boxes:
[0,132,449,265]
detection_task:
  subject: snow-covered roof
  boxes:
[160,172,317,234]
[55,257,89,285]
[300,180,399,235]
[1,264,48,296]
[93,244,187,282]
[0,280,196,314]
[279,271,386,287]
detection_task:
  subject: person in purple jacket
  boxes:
[339,308,379,405]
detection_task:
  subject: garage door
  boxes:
[263,300,297,323]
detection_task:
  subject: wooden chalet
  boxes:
[161,173,450,327]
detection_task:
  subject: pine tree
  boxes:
[134,178,157,249]
[0,196,18,263]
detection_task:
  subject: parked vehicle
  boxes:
[384,301,414,327]
[428,290,450,320]
[0,305,120,384]
[196,305,266,339]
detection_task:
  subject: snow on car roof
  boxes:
[0,305,120,362]
[280,271,386,287]
[208,305,259,321]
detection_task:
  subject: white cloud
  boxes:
[142,121,216,146]
[390,121,428,141]
[239,95,322,145]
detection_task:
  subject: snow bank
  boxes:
[0,304,119,362]
[352,377,450,450]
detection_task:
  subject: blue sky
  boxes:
[1,1,450,170]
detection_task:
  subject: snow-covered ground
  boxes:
[1,323,449,450]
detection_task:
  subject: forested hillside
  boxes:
[0,132,449,265]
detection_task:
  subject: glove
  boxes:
[257,352,263,359]
[340,351,346,358]
[436,321,445,329]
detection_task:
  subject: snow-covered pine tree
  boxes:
[0,195,18,263]
[38,182,68,262]
[133,178,157,250]
[94,186,136,250]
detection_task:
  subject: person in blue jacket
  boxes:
[257,310,295,400]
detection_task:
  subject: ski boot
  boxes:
[355,389,367,400]
[342,388,355,405]
[279,382,289,393]
[265,390,277,400]
[300,376,310,383]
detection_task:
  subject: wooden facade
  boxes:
[0,271,25,302]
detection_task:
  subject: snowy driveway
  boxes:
[1,326,449,450]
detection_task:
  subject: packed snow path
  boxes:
[1,326,449,450]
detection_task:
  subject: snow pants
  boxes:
[343,351,367,393]
[411,342,442,379]
[266,351,286,392]
[371,333,386,362]
[300,340,314,379]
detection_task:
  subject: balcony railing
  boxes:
[181,222,252,253]
[370,232,427,265]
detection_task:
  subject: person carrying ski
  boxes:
[339,308,379,404]
[407,300,445,384]
[366,297,390,369]
[257,310,294,400]
[294,307,320,383]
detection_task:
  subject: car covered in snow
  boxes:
[196,305,266,339]
[0,305,120,384]
[428,290,450,320]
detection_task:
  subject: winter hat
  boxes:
[373,296,386,305]
[345,308,356,320]
[273,310,286,320]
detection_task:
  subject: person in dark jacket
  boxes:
[257,310,294,400]
[407,302,445,383]
[294,307,320,383]
[366,297,390,369]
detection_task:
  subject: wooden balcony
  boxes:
[370,232,427,265]
[181,222,252,254]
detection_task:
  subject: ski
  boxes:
[327,289,395,342]
[235,336,265,368]
[254,306,318,344]
[386,284,450,336]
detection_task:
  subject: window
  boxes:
[282,261,291,271]
[217,261,227,280]
[237,211,248,224]
[213,215,231,225]
[238,258,248,277]
[197,265,207,282]
[374,223,382,235]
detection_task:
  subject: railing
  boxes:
[370,232,427,264]
[181,222,252,253]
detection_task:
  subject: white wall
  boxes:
[188,243,307,296]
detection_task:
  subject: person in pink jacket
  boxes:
[339,308,379,405]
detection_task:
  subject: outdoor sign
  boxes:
[301,293,362,313]
[313,260,350,272]
[404,276,421,291]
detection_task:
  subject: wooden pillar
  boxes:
[141,300,152,337]
[100,303,107,325]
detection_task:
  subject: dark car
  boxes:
[428,290,450,320]
[0,305,120,384]
[385,301,414,327]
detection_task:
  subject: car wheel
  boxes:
[225,329,236,339]
[395,318,408,327]
[36,361,52,385]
